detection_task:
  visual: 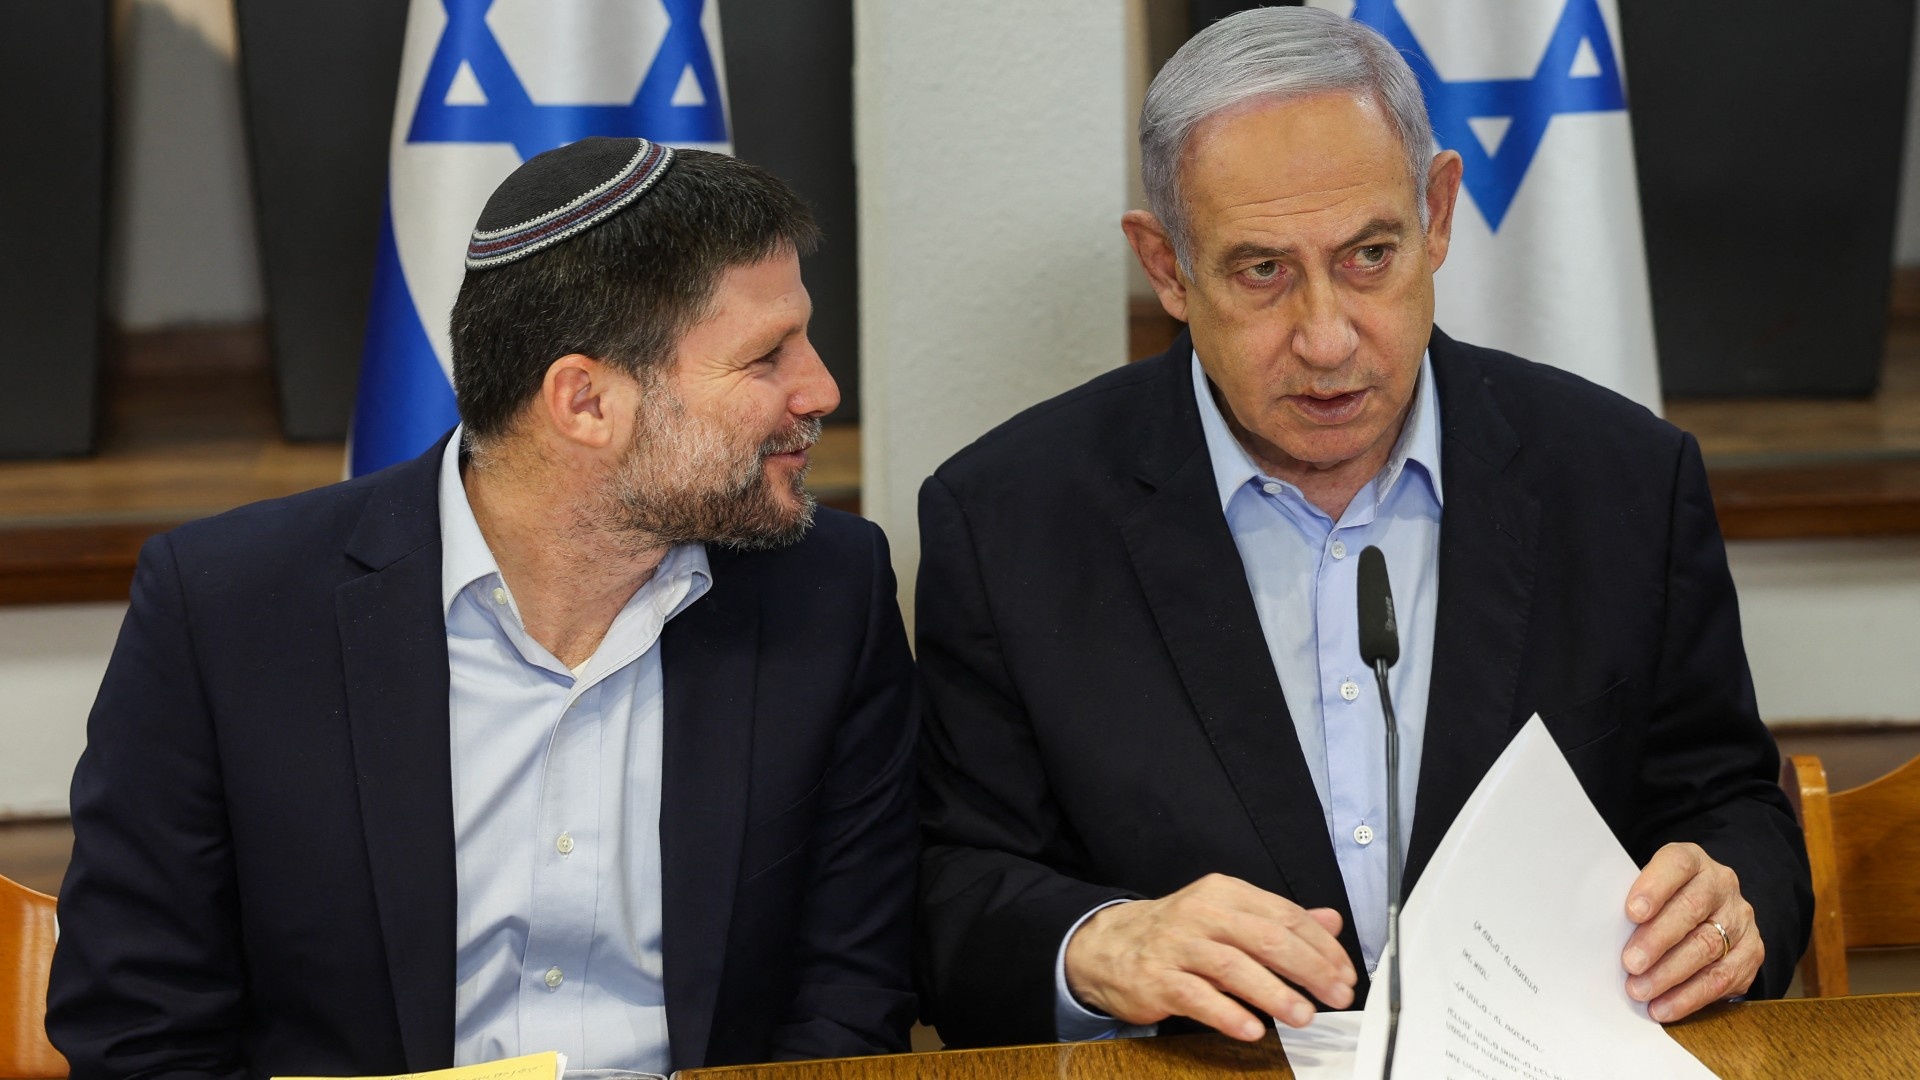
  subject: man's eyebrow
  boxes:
[751,305,813,356]
[1339,218,1408,248]
[1216,241,1291,271]
[1214,219,1410,272]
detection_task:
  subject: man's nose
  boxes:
[1290,279,1359,370]
[788,339,842,419]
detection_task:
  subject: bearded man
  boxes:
[49,139,917,1078]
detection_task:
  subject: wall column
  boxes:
[854,0,1133,623]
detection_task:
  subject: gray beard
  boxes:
[599,388,822,552]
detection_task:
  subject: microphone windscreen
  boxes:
[1357,545,1400,667]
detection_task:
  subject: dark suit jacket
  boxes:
[915,328,1812,1047]
[48,435,918,1078]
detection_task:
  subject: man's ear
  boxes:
[538,353,629,451]
[1122,210,1190,324]
[1423,150,1464,272]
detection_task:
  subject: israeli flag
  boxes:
[351,0,733,476]
[1311,0,1662,413]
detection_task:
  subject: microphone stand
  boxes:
[1371,656,1401,1080]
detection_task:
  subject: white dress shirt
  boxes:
[439,431,711,1070]
[1055,354,1444,1039]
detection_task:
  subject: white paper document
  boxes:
[1336,716,1718,1079]
[1276,1009,1365,1079]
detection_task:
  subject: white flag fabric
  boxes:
[1309,0,1663,413]
[351,0,732,476]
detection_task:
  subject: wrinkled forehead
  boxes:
[1181,92,1420,249]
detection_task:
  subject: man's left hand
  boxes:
[1621,842,1763,1022]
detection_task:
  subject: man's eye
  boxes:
[1245,260,1281,281]
[1355,245,1390,266]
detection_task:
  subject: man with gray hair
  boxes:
[915,6,1810,1048]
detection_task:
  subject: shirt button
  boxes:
[1262,481,1283,495]
[544,966,564,990]
[1354,824,1375,846]
[491,587,508,605]
[555,832,574,855]
[1340,679,1360,702]
[1331,540,1348,560]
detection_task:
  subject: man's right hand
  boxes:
[1063,873,1358,1041]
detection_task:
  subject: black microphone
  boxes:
[1356,545,1402,1079]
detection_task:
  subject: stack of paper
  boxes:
[1280,717,1719,1079]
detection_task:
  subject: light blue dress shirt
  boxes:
[438,431,712,1071]
[1055,354,1444,1039]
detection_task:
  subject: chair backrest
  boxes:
[0,873,65,1078]
[1781,752,1920,997]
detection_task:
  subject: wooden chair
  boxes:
[1781,753,1920,996]
[0,873,65,1077]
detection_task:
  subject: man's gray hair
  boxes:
[1140,6,1437,272]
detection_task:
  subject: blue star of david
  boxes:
[1352,0,1627,232]
[407,0,727,160]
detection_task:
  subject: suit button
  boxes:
[1353,824,1375,846]
[544,967,564,989]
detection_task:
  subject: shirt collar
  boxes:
[436,427,713,618]
[438,429,499,614]
[1190,349,1444,513]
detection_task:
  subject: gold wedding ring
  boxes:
[1708,920,1730,961]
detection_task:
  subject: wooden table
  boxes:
[680,993,1920,1079]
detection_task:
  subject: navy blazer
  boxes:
[914,328,1813,1047]
[49,436,919,1078]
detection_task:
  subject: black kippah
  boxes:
[465,136,676,270]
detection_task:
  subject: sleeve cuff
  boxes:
[1052,899,1160,1042]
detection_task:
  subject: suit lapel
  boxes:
[337,440,458,1069]
[1405,333,1541,890]
[1118,349,1361,961]
[660,552,759,1071]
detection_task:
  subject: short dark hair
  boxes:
[449,150,821,443]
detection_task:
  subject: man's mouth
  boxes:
[1286,389,1368,424]
[762,422,821,463]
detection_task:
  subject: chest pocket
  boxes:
[738,778,824,884]
[1536,677,1630,755]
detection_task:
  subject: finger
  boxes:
[1646,932,1762,1023]
[1623,861,1732,976]
[1187,939,1322,1030]
[1625,843,1705,925]
[1305,907,1344,938]
[1627,918,1730,1004]
[1190,878,1357,993]
[1218,907,1357,1007]
[1158,970,1271,1042]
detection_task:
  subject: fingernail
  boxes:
[1289,1003,1313,1027]
[1331,984,1355,1007]
[1650,1002,1671,1022]
[1628,977,1649,999]
[1244,1019,1266,1040]
[1630,897,1651,919]
[1624,948,1646,973]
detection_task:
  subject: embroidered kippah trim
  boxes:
[465,140,675,269]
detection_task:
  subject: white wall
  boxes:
[854,0,1133,615]
[0,605,126,816]
[1727,538,1920,722]
[108,0,264,329]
